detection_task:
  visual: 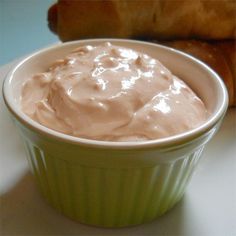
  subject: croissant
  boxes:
[48,0,236,41]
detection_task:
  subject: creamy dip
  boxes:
[21,42,207,141]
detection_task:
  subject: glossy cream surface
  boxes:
[21,42,207,141]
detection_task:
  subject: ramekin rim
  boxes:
[2,38,229,149]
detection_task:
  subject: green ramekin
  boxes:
[3,39,228,227]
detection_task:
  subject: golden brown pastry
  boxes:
[164,40,236,107]
[48,0,236,41]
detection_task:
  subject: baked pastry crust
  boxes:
[48,0,236,41]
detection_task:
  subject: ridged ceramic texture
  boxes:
[23,138,204,227]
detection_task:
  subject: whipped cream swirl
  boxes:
[21,42,207,141]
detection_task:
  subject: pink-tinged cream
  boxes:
[21,42,207,141]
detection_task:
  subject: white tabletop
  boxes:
[0,62,236,236]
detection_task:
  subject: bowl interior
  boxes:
[3,39,228,147]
